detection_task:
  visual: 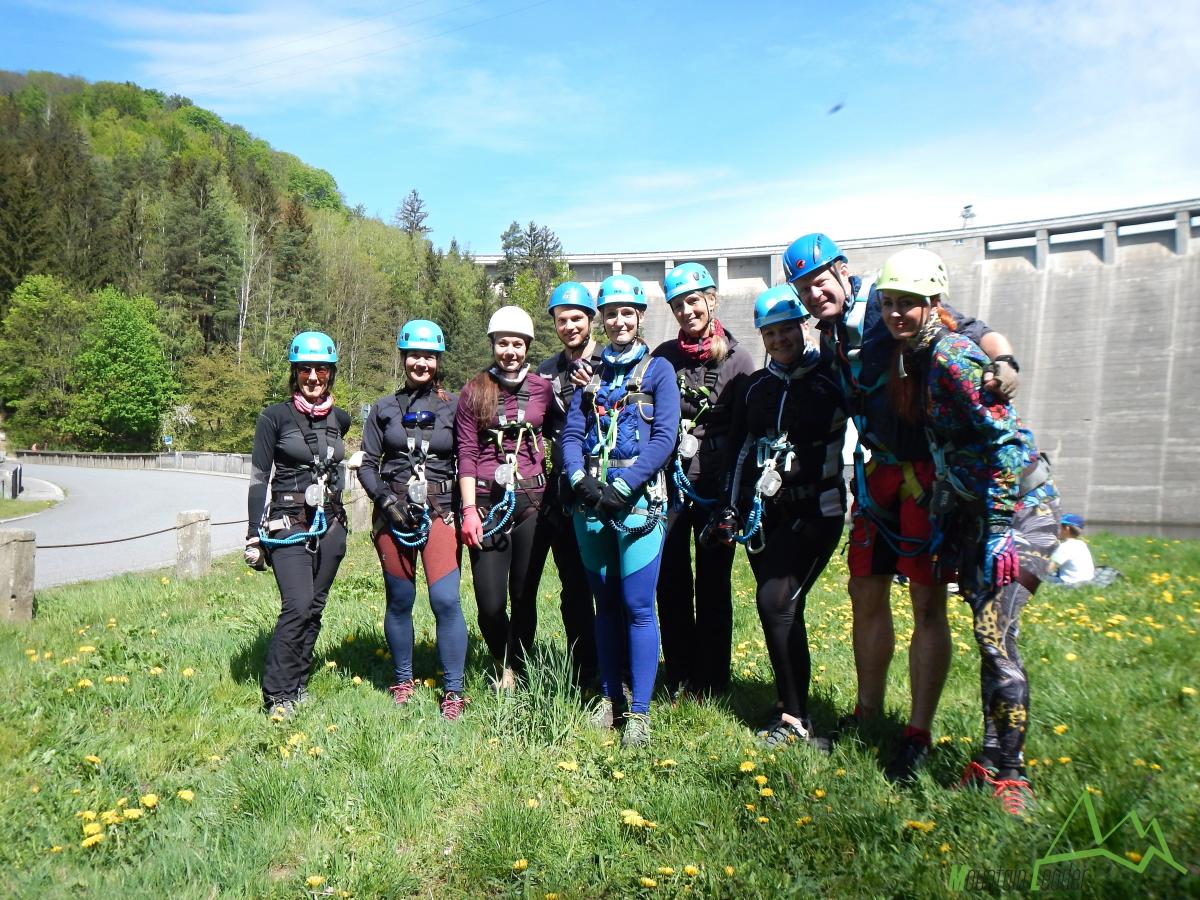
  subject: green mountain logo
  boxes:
[1032,790,1188,889]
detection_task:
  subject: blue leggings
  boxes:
[574,501,666,714]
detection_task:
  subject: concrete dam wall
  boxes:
[480,199,1200,528]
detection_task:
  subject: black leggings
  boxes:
[657,495,736,693]
[528,503,598,685]
[469,492,542,671]
[747,513,843,719]
[263,518,348,703]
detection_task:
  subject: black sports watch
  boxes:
[992,354,1020,373]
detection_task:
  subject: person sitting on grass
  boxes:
[1045,514,1095,587]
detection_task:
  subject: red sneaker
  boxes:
[958,759,999,790]
[387,680,417,705]
[440,691,469,721]
[992,776,1035,816]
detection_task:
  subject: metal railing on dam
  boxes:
[481,199,1200,528]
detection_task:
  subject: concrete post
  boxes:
[1175,210,1190,255]
[612,260,623,275]
[664,259,674,277]
[1102,221,1117,264]
[1035,229,1049,270]
[175,510,211,579]
[0,529,35,622]
[346,479,370,533]
[717,257,729,293]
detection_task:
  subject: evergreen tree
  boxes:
[393,188,431,236]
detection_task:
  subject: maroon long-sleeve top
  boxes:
[454,372,553,484]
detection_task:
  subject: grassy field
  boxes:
[0,497,56,520]
[2,531,1197,898]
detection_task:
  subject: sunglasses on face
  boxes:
[402,410,436,428]
[297,364,331,376]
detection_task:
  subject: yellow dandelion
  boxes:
[49,846,63,853]
[796,816,812,826]
[81,833,104,848]
[176,789,195,802]
[100,809,121,825]
[612,770,625,780]
[658,758,677,768]
[305,875,326,888]
[84,754,102,765]
[351,675,362,685]
[29,784,39,794]
[760,787,774,797]
[739,760,756,773]
[1150,763,1162,771]
[754,774,768,786]
[148,666,163,676]
[279,746,291,758]
[324,661,337,669]
[684,865,699,876]
[76,810,96,821]
[835,767,847,776]
[82,822,102,836]
[724,865,735,876]
[639,877,657,888]
[906,820,936,832]
[1126,851,1143,863]
[512,858,529,872]
[556,760,578,771]
[1058,756,1072,765]
[181,667,195,677]
[139,793,159,809]
[745,803,756,811]
[422,677,437,688]
[757,816,770,824]
[326,724,338,733]
[1053,724,1068,735]
[77,678,94,689]
[308,747,323,757]
[160,577,170,585]
[78,645,96,653]
[526,798,539,809]
[939,843,950,853]
[123,808,143,821]
[1182,686,1197,696]
[658,867,675,876]
[814,788,826,799]
[1065,653,1078,662]
[545,894,559,900]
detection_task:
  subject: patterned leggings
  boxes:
[964,491,1059,773]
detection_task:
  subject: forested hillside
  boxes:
[0,71,566,452]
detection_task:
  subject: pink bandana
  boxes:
[292,392,334,418]
[677,318,726,363]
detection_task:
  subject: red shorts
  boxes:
[848,460,952,586]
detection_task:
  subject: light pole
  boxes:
[960,204,976,229]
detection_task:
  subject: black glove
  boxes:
[702,506,740,548]
[596,483,628,517]
[574,474,604,508]
[380,492,413,529]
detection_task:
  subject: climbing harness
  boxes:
[480,381,541,540]
[731,433,795,552]
[386,407,438,548]
[671,367,720,508]
[259,406,340,552]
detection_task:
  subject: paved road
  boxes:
[14,465,249,590]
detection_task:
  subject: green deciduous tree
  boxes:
[64,286,178,450]
[173,347,269,452]
[0,274,92,448]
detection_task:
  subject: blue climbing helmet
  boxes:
[663,262,716,302]
[397,319,445,352]
[547,281,596,317]
[782,233,845,283]
[289,331,337,363]
[1062,513,1085,531]
[754,285,809,330]
[596,274,647,309]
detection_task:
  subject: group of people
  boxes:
[244,232,1069,816]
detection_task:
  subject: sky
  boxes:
[2,0,1198,254]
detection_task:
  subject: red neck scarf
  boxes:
[677,318,725,363]
[292,392,334,418]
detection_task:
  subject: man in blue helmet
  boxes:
[782,232,1020,783]
[528,281,604,688]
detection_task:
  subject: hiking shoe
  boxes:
[762,717,832,753]
[884,735,931,784]
[958,758,999,790]
[992,776,1035,817]
[621,712,651,748]
[440,691,468,721]
[387,680,418,705]
[590,697,622,730]
[264,698,296,721]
